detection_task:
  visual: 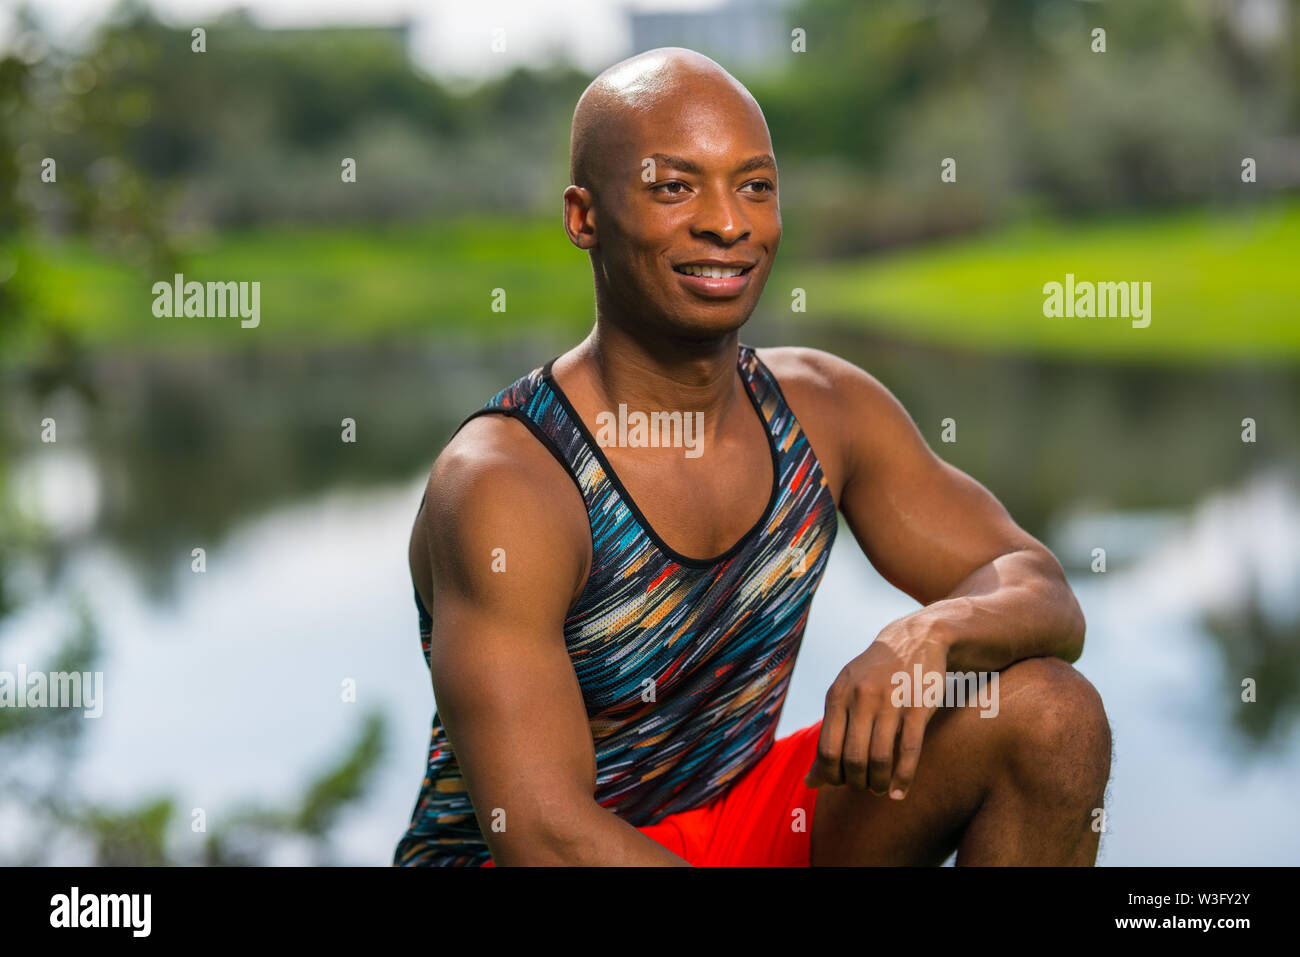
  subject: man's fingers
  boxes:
[804,762,826,788]
[806,691,849,787]
[841,707,873,792]
[867,710,900,795]
[888,709,932,800]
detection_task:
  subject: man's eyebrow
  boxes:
[648,153,777,176]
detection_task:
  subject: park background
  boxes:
[1,0,1297,865]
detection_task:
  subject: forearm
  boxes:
[918,547,1085,673]
[491,798,690,866]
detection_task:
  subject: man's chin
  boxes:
[666,309,752,341]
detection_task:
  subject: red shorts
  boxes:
[483,720,823,866]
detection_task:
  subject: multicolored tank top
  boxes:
[393,343,839,865]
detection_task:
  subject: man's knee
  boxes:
[993,656,1112,802]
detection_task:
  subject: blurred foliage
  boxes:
[0,0,1295,369]
[1203,573,1300,748]
[0,2,390,867]
[79,798,175,867]
[4,0,1295,248]
[3,0,587,237]
[759,0,1299,254]
[3,695,387,865]
[199,711,388,866]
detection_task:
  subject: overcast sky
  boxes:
[1,0,732,82]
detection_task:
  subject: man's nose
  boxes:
[692,187,751,244]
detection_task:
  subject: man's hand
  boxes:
[804,611,951,800]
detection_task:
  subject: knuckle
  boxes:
[851,682,882,704]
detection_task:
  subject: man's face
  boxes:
[590,91,780,338]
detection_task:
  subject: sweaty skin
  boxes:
[411,48,1110,866]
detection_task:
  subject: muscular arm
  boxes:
[416,416,688,866]
[829,353,1085,672]
[795,349,1086,797]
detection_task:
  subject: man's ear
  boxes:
[563,185,597,250]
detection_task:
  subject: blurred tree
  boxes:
[1204,570,1300,748]
[9,0,1297,245]
[13,1,587,230]
[754,0,1296,252]
[0,12,390,866]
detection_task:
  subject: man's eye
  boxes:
[652,181,772,195]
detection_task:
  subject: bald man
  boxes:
[393,48,1111,867]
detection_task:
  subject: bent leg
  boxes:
[811,656,1112,866]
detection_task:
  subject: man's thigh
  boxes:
[809,699,987,866]
[809,656,1107,866]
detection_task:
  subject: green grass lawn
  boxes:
[7,199,1297,364]
[778,199,1299,363]
[6,218,596,359]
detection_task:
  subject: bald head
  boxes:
[569,47,765,198]
[562,48,780,338]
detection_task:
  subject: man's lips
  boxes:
[671,261,755,298]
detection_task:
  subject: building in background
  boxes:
[628,0,793,71]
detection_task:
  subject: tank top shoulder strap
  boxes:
[460,357,598,499]
[737,343,802,454]
[428,358,598,532]
[411,359,579,628]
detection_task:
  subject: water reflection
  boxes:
[1,331,1297,863]
[2,338,556,604]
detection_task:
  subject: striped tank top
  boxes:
[393,342,839,865]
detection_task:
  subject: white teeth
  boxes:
[678,264,745,278]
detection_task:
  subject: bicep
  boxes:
[429,585,597,857]
[836,363,1038,606]
[419,430,596,860]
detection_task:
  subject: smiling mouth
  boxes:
[672,264,754,278]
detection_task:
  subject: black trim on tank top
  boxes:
[744,345,842,514]
[415,402,595,618]
[416,402,580,522]
[540,344,782,569]
[450,404,580,491]
[412,583,430,621]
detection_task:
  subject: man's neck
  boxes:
[570,321,748,439]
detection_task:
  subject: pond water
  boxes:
[2,325,1297,864]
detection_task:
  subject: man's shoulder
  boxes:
[751,345,916,498]
[414,411,590,604]
[752,344,900,426]
[430,412,576,515]
[753,345,879,397]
